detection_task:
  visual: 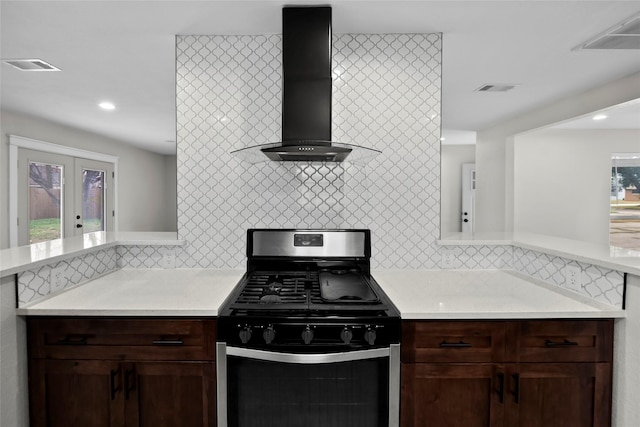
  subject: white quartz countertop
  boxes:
[439,232,640,276]
[17,269,244,317]
[17,268,623,319]
[373,269,624,319]
[0,232,185,277]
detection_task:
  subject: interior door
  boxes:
[461,163,476,233]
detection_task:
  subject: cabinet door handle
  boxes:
[439,340,472,348]
[110,369,119,401]
[511,373,520,404]
[124,369,135,400]
[497,372,505,404]
[545,339,578,347]
[152,339,184,346]
[56,336,88,345]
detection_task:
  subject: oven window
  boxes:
[227,356,389,427]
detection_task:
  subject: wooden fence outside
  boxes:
[29,188,103,220]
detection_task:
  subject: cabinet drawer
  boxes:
[507,319,613,363]
[402,321,505,363]
[28,318,216,361]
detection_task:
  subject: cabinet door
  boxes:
[401,363,504,427]
[505,363,612,427]
[126,362,216,427]
[29,359,124,427]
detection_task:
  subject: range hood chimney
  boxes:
[231,6,380,164]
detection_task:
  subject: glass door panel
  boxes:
[28,161,63,243]
[81,168,105,233]
[18,149,74,246]
[74,158,114,236]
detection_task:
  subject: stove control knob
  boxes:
[301,326,314,345]
[239,326,252,344]
[263,326,276,344]
[364,327,377,346]
[340,327,354,344]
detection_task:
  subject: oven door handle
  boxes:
[225,346,391,364]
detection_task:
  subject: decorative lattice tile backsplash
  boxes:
[18,248,117,306]
[176,33,442,269]
[512,247,623,307]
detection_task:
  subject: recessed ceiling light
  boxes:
[3,58,60,71]
[593,114,608,121]
[98,102,116,111]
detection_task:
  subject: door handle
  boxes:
[110,369,120,400]
[76,224,83,228]
[497,372,505,404]
[124,369,135,400]
[511,373,520,404]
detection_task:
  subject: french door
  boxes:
[17,148,114,245]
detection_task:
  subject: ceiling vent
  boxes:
[575,13,640,50]
[3,59,60,71]
[475,84,517,93]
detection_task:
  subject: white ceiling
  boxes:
[1,1,639,155]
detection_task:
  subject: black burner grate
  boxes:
[233,271,322,306]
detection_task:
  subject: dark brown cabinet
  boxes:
[27,318,217,427]
[401,319,613,427]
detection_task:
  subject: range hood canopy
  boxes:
[231,6,381,164]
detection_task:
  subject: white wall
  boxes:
[613,274,640,427]
[0,275,28,427]
[441,144,476,234]
[513,129,640,245]
[0,110,177,249]
[475,71,640,233]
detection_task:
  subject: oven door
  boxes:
[216,344,400,427]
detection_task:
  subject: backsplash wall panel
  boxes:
[176,33,441,269]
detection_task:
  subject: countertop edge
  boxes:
[16,308,219,317]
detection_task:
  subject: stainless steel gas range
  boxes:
[216,229,401,427]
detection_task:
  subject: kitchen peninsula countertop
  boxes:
[16,269,243,317]
[439,231,640,276]
[17,268,624,319]
[0,231,185,277]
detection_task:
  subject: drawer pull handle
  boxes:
[57,336,88,346]
[152,339,184,346]
[439,340,472,348]
[545,339,578,347]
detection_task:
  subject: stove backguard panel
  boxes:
[176,34,441,269]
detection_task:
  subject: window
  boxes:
[610,153,640,250]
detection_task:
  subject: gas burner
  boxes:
[260,276,283,303]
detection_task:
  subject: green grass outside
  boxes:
[30,218,103,243]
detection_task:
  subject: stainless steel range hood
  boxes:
[231,6,380,164]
